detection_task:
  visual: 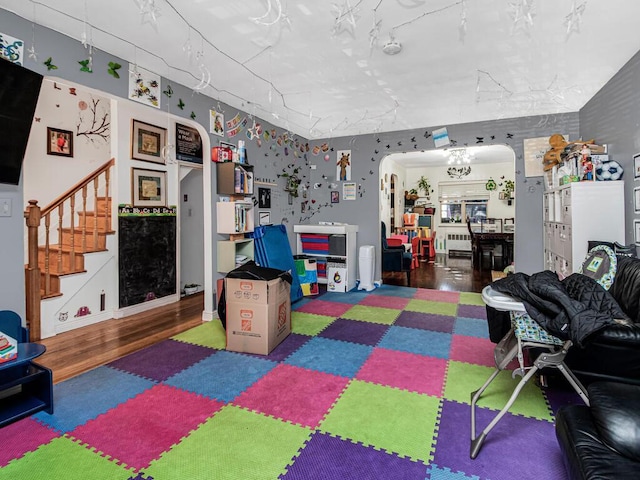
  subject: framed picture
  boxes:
[47,127,73,157]
[635,186,640,214]
[209,109,224,137]
[132,167,166,207]
[635,219,640,245]
[131,119,166,164]
[635,152,640,180]
[331,191,339,203]
[259,211,271,225]
[258,187,271,208]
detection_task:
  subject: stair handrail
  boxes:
[25,158,115,341]
[40,158,115,217]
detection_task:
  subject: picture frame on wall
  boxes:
[635,219,640,245]
[635,152,640,180]
[132,167,166,207]
[331,191,339,203]
[47,127,73,157]
[131,119,166,164]
[635,186,640,214]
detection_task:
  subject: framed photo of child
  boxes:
[47,127,73,157]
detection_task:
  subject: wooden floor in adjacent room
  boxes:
[37,254,491,383]
[382,253,493,292]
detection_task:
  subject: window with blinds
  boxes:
[439,181,489,224]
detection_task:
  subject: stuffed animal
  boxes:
[543,134,567,171]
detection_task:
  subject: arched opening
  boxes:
[379,145,516,290]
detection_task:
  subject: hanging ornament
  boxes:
[331,0,359,38]
[137,0,160,26]
[508,0,535,35]
[459,0,468,43]
[192,63,211,91]
[250,0,283,26]
[564,0,587,39]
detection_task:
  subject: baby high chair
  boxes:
[470,245,619,459]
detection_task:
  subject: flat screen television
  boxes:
[0,58,43,185]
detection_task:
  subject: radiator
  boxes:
[446,233,471,253]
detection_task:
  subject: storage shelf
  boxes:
[217,238,255,273]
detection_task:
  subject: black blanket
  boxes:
[491,271,630,347]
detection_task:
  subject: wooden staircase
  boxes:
[25,159,115,340]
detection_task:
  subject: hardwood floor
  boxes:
[37,255,490,384]
[382,253,493,292]
[38,293,205,384]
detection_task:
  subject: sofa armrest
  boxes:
[589,382,640,462]
[589,323,640,347]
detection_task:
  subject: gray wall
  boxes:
[580,49,640,251]
[309,114,580,276]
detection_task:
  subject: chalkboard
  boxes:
[118,216,176,307]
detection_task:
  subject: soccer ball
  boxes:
[595,160,623,181]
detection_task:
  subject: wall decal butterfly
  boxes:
[163,85,173,97]
[190,111,196,119]
[177,99,185,110]
[78,59,92,73]
[69,88,76,95]
[44,57,57,70]
[107,61,121,78]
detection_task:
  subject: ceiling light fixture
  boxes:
[382,32,402,55]
[446,148,473,165]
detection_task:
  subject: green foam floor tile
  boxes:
[319,380,439,462]
[172,321,226,350]
[444,361,553,421]
[340,305,400,325]
[291,312,336,336]
[405,299,458,317]
[143,405,312,480]
[1,436,133,479]
[458,292,485,306]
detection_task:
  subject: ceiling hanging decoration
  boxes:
[331,0,360,38]
[368,0,382,54]
[27,3,38,61]
[192,36,211,92]
[459,0,468,43]
[508,0,535,35]
[564,0,587,40]
[136,0,160,27]
[446,148,473,165]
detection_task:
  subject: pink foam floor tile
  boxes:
[359,294,410,310]
[413,289,460,303]
[234,363,350,428]
[294,299,353,318]
[356,347,447,396]
[0,417,60,467]
[450,335,500,367]
[70,384,223,470]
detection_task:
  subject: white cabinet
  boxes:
[543,181,624,276]
[293,224,358,291]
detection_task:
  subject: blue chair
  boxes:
[0,310,28,343]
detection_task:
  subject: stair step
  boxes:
[59,228,108,251]
[96,197,112,215]
[76,212,112,232]
[39,271,61,298]
[38,245,85,271]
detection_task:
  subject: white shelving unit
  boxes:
[216,162,255,273]
[543,181,624,276]
[293,224,358,291]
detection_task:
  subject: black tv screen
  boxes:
[0,58,43,185]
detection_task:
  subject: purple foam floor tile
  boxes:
[243,333,310,362]
[394,311,455,333]
[434,400,567,480]
[318,318,390,346]
[457,305,487,320]
[544,384,584,416]
[108,339,215,381]
[281,431,427,480]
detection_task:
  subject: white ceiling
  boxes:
[2,1,640,139]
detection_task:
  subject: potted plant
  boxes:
[501,180,515,205]
[417,176,431,199]
[184,283,200,295]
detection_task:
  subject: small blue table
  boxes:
[0,342,53,427]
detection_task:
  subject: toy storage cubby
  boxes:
[543,181,624,276]
[216,162,255,273]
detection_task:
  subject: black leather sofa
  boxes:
[555,381,640,479]
[564,255,640,386]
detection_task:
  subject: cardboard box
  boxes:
[225,277,291,355]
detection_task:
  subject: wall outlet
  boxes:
[0,198,11,217]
